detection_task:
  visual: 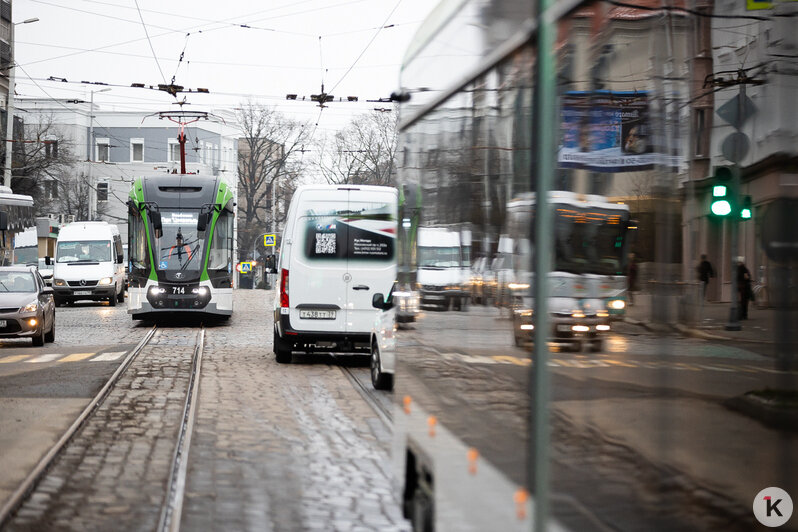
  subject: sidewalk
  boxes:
[625,291,777,344]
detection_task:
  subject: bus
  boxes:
[0,187,35,266]
[127,174,235,319]
[390,0,794,531]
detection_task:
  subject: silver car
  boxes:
[0,266,56,346]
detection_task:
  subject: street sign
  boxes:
[236,261,252,273]
[716,94,756,130]
[721,132,749,163]
[264,234,276,247]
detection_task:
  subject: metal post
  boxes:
[88,90,95,220]
[725,82,744,331]
[532,0,556,528]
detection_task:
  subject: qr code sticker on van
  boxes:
[315,233,336,255]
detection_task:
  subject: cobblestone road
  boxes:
[182,290,408,532]
[3,291,408,532]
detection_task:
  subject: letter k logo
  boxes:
[765,496,783,518]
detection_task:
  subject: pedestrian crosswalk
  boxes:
[0,351,127,364]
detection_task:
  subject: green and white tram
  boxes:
[127,174,234,319]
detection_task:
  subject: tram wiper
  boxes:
[180,245,200,271]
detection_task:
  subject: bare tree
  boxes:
[315,112,398,186]
[236,101,311,260]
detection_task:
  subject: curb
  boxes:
[673,323,775,344]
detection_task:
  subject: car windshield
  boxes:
[57,240,112,263]
[0,272,36,292]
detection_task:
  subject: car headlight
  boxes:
[54,278,67,287]
[98,277,113,285]
[22,300,38,313]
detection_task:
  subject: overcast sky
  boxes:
[12,0,437,135]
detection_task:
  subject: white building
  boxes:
[15,98,240,243]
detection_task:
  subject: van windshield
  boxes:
[418,246,460,268]
[301,200,395,262]
[56,240,112,263]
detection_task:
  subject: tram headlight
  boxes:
[191,286,209,296]
[148,286,167,296]
[98,277,113,285]
[608,299,625,310]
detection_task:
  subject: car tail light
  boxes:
[280,269,289,308]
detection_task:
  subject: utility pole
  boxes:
[87,87,111,220]
[3,17,39,188]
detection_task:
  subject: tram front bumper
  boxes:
[146,285,212,310]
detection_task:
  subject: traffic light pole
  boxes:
[724,82,745,331]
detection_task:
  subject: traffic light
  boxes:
[740,195,752,220]
[709,166,736,217]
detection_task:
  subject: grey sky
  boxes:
[13,0,436,134]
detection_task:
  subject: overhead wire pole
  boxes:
[531,0,557,529]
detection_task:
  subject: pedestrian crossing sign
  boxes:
[264,234,276,247]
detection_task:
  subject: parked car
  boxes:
[370,286,396,390]
[0,265,56,346]
[272,184,398,363]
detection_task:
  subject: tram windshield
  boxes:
[154,211,204,271]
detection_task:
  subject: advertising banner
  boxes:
[559,91,659,173]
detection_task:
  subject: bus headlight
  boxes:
[98,277,113,285]
[608,299,626,310]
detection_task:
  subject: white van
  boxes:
[51,222,126,306]
[416,227,469,311]
[272,184,398,363]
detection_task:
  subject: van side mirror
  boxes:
[372,293,393,310]
[45,256,52,266]
[197,211,211,232]
[0,211,7,231]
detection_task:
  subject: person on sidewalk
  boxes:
[626,253,638,305]
[697,254,715,299]
[736,257,752,320]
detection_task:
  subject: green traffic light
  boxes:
[740,208,752,219]
[712,185,728,197]
[711,199,732,216]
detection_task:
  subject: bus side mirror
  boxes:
[197,211,211,232]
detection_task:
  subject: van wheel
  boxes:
[274,330,292,364]
[109,293,117,307]
[45,318,55,343]
[117,287,125,303]
[371,342,393,390]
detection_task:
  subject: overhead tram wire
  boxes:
[134,0,168,86]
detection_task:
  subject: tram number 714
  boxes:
[171,286,186,295]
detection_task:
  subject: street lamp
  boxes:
[87,87,111,220]
[3,17,40,188]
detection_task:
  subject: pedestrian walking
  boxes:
[627,253,638,305]
[736,256,752,320]
[697,254,715,299]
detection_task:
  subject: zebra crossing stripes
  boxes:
[0,351,127,364]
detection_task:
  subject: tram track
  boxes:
[336,358,393,429]
[0,325,206,532]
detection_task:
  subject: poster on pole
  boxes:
[558,91,670,173]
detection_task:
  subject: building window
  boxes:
[43,179,59,200]
[97,181,109,202]
[45,139,58,159]
[168,140,181,163]
[694,109,707,157]
[96,138,110,162]
[131,138,144,162]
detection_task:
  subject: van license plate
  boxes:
[74,290,92,295]
[299,310,336,320]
